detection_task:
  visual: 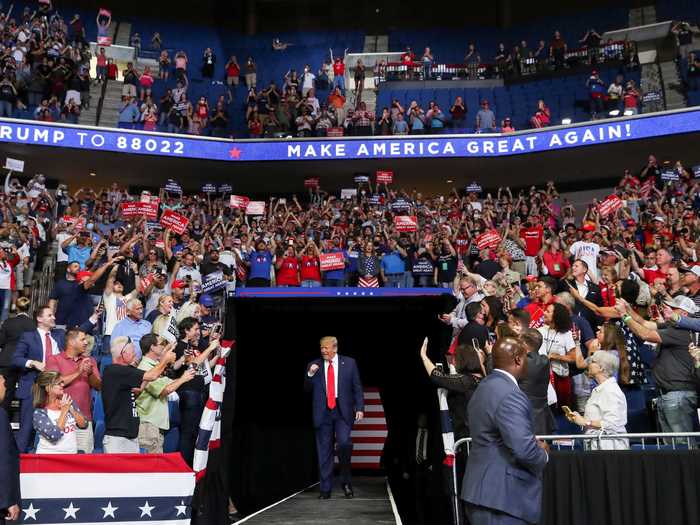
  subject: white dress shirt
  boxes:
[584,376,629,450]
[324,354,339,399]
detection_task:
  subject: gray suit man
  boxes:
[462,337,549,525]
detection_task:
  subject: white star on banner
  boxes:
[174,500,188,517]
[22,503,40,521]
[138,501,155,518]
[62,502,80,519]
[101,501,118,518]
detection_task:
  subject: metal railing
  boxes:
[449,432,700,525]
[29,253,56,316]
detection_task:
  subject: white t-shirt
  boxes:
[35,409,78,454]
[0,260,13,290]
[538,327,575,377]
[103,291,134,335]
[302,72,316,89]
[56,231,73,262]
[569,241,600,278]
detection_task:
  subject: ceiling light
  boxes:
[623,109,635,116]
[608,109,620,116]
[89,172,96,177]
[561,118,572,125]
[446,179,453,183]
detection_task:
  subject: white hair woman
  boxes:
[566,351,629,450]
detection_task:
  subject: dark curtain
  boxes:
[542,450,700,525]
[225,294,455,521]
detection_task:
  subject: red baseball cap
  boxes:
[76,270,92,282]
[581,223,596,232]
[171,279,187,289]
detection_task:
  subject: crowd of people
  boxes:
[0,147,696,524]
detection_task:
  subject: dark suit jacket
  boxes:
[0,406,20,512]
[462,371,548,524]
[304,355,364,428]
[567,278,603,328]
[519,352,555,435]
[11,320,95,400]
[0,314,36,369]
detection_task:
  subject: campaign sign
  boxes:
[246,201,265,215]
[391,199,411,212]
[203,271,226,293]
[202,183,217,193]
[320,252,345,271]
[693,165,700,178]
[164,179,182,193]
[139,202,159,219]
[661,169,679,181]
[640,178,654,197]
[160,209,189,234]
[140,273,155,293]
[376,170,393,183]
[412,259,434,275]
[368,195,381,205]
[466,182,482,193]
[394,215,418,232]
[475,230,502,249]
[218,183,233,193]
[120,201,140,218]
[354,175,369,183]
[598,194,624,217]
[62,215,75,225]
[341,189,357,200]
[304,177,320,188]
[4,157,24,172]
[230,195,250,209]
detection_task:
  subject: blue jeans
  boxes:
[323,278,345,287]
[384,274,403,288]
[301,280,321,287]
[403,271,414,288]
[0,100,13,118]
[0,289,10,323]
[657,390,698,445]
[333,75,345,94]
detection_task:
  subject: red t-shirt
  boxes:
[642,268,667,285]
[227,63,240,77]
[599,280,617,307]
[276,256,300,286]
[300,255,321,282]
[520,226,544,257]
[455,234,470,255]
[542,251,569,278]
[525,299,552,328]
[333,61,345,76]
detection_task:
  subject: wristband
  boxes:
[622,314,632,324]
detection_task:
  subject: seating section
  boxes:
[377,66,641,131]
[388,8,629,65]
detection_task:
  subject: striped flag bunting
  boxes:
[349,388,387,469]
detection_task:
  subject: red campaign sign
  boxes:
[475,230,502,250]
[160,209,189,234]
[230,195,250,209]
[394,215,418,232]
[640,178,654,197]
[304,178,320,188]
[121,201,158,219]
[376,170,393,183]
[74,218,86,231]
[246,201,266,215]
[319,252,345,271]
[598,195,624,217]
[62,215,75,225]
[139,273,155,293]
[120,201,140,218]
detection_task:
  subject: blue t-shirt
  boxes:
[249,250,272,280]
[66,245,91,269]
[49,279,93,327]
[381,251,405,274]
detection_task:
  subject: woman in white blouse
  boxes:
[32,371,87,454]
[567,351,629,450]
[538,303,577,408]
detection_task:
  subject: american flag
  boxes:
[19,453,194,524]
[115,297,127,321]
[349,388,387,469]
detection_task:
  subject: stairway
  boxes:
[77,81,105,126]
[640,63,666,113]
[344,35,388,115]
[114,21,132,47]
[98,80,126,128]
[659,60,687,109]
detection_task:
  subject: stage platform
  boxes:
[238,477,398,525]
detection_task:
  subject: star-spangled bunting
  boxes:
[62,502,80,519]
[138,501,155,517]
[229,147,241,159]
[175,501,188,516]
[22,503,40,520]
[101,501,118,518]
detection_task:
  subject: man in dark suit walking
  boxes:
[0,373,21,523]
[462,337,549,525]
[11,304,97,452]
[304,336,364,499]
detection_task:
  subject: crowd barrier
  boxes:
[449,432,700,525]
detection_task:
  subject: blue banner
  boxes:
[1,109,698,162]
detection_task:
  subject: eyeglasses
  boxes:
[119,337,132,360]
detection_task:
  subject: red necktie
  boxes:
[44,332,53,361]
[326,362,336,410]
